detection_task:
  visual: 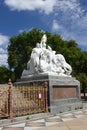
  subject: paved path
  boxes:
[0,109,87,130]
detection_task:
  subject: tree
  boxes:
[77,73,87,97]
[0,66,15,84]
[47,34,66,54]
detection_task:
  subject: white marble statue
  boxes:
[22,34,72,77]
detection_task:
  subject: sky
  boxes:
[0,0,87,66]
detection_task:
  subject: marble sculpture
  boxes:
[22,34,72,77]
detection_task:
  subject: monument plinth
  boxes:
[14,34,82,114]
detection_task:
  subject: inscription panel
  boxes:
[53,86,77,99]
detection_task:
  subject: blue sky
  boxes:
[0,0,87,66]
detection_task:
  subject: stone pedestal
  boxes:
[14,74,82,114]
[47,75,81,113]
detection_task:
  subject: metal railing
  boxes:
[0,80,48,119]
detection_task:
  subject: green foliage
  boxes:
[76,73,87,96]
[47,34,65,53]
[0,66,15,84]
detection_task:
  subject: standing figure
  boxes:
[40,34,47,49]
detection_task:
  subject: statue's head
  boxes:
[36,43,40,48]
[41,34,47,43]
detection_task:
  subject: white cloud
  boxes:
[54,0,86,22]
[55,0,79,12]
[4,0,82,16]
[0,54,8,66]
[4,0,87,25]
[52,20,61,31]
[0,34,9,46]
[0,34,9,66]
[50,0,87,47]
[4,0,56,14]
[4,0,87,48]
[0,48,7,54]
[19,29,25,33]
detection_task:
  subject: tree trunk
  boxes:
[83,91,86,97]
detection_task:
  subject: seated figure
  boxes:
[27,43,42,73]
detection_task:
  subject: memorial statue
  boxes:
[22,34,72,77]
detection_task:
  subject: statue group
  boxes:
[22,34,72,77]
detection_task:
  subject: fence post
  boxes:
[44,82,48,113]
[8,79,13,119]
